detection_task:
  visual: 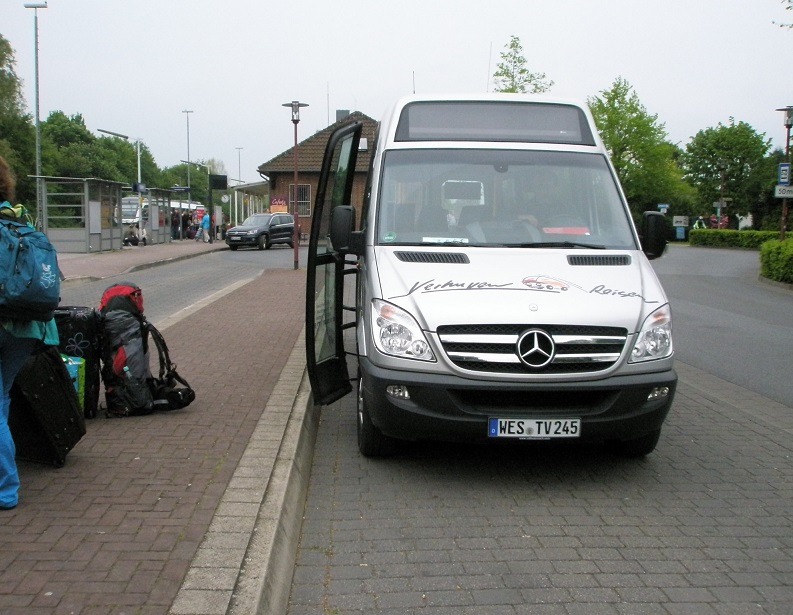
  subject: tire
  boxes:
[357,378,397,457]
[229,245,238,251]
[609,428,661,458]
[257,234,267,250]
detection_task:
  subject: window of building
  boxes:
[289,184,311,217]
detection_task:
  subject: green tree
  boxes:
[492,35,553,94]
[682,119,772,221]
[774,0,793,27]
[588,77,692,219]
[751,149,786,230]
[0,33,36,205]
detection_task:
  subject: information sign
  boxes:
[779,163,791,186]
[775,185,793,198]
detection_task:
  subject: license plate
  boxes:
[488,418,581,439]
[230,236,241,240]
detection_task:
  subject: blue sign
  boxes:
[779,163,791,186]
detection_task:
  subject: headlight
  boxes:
[247,229,258,235]
[630,304,673,363]
[371,299,435,362]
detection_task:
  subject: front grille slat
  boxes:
[437,324,628,374]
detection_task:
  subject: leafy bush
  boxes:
[760,239,793,284]
[689,229,779,249]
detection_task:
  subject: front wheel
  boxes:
[229,245,238,251]
[357,378,397,457]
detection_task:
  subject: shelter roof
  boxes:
[230,180,269,196]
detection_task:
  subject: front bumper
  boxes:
[359,356,677,444]
[226,234,258,246]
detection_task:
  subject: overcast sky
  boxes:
[2,0,791,185]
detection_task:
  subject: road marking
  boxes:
[152,273,262,332]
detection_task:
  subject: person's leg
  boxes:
[0,331,37,509]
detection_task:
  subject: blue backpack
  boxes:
[0,203,61,322]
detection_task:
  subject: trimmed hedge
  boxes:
[688,230,793,285]
[760,239,793,284]
[689,229,779,249]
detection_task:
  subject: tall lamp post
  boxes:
[24,2,47,227]
[282,101,308,270]
[97,128,144,237]
[235,147,243,226]
[236,147,243,183]
[181,159,211,241]
[97,128,141,185]
[776,106,793,241]
[182,110,193,233]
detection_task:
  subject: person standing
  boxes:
[201,211,211,243]
[0,156,59,510]
[171,210,180,240]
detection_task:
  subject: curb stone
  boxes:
[169,330,317,615]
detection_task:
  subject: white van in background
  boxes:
[306,94,676,458]
[120,196,148,225]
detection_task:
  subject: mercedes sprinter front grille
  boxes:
[437,324,627,374]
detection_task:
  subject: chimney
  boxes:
[336,109,350,123]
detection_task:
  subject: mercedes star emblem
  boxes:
[516,329,555,368]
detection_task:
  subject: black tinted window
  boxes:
[395,101,594,145]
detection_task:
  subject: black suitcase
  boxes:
[8,346,86,467]
[54,306,102,419]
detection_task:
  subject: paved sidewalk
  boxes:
[0,240,314,615]
[57,238,226,282]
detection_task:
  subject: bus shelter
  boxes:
[37,176,125,253]
[122,188,177,244]
[37,176,178,253]
[229,180,269,226]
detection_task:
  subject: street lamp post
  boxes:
[97,128,142,185]
[776,106,793,241]
[235,147,243,226]
[181,159,211,241]
[24,2,47,227]
[282,101,308,270]
[183,110,193,238]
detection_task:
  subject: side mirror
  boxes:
[640,211,668,260]
[330,205,363,255]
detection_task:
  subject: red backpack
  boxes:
[98,283,153,417]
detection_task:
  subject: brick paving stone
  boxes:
[286,361,793,615]
[0,243,306,615]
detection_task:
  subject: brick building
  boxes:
[257,110,378,237]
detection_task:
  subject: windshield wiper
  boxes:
[512,241,606,249]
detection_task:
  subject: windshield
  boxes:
[376,149,636,249]
[242,214,272,226]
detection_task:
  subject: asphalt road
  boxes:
[59,244,305,327]
[651,244,793,408]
